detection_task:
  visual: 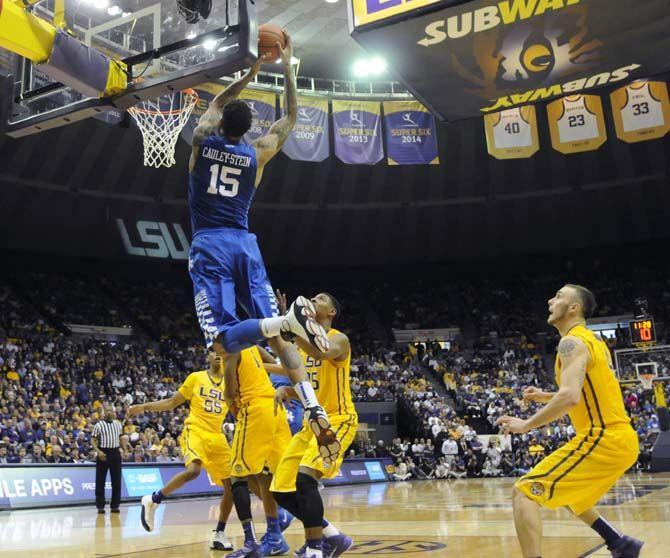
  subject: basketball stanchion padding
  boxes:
[128,89,199,168]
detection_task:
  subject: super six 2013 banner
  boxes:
[281,96,330,162]
[332,100,384,165]
[349,0,670,121]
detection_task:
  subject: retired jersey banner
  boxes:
[239,89,276,144]
[332,100,384,165]
[383,100,439,165]
[484,106,539,160]
[547,94,607,154]
[610,81,670,144]
[349,0,670,121]
[280,96,330,163]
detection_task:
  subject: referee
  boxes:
[92,405,123,513]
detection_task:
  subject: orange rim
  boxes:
[128,89,199,116]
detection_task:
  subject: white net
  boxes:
[128,89,199,168]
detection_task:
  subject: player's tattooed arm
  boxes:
[294,332,350,363]
[252,37,296,169]
[512,336,589,432]
[191,55,267,149]
[127,393,187,417]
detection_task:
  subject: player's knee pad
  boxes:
[296,473,323,528]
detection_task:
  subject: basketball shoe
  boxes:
[323,534,354,558]
[306,406,341,466]
[278,507,294,532]
[226,540,261,558]
[140,494,158,532]
[609,535,644,558]
[259,531,290,556]
[281,297,330,352]
[211,530,234,551]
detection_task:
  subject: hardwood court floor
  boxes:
[1,474,668,558]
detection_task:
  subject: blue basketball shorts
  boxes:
[188,228,279,347]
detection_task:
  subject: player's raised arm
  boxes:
[497,336,589,434]
[127,392,187,417]
[252,36,297,176]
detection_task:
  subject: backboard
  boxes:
[0,0,256,137]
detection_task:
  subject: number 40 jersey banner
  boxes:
[383,100,439,165]
[332,100,384,165]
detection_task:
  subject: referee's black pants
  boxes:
[96,448,122,510]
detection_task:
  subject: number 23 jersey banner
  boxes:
[332,100,384,165]
[383,100,439,165]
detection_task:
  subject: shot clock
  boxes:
[629,318,656,344]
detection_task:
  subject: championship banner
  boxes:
[349,0,670,121]
[383,100,439,165]
[484,105,539,160]
[610,80,670,144]
[332,99,384,165]
[239,89,276,144]
[546,94,607,154]
[280,96,330,163]
[180,81,223,146]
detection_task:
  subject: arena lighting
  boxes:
[106,5,121,16]
[91,0,109,9]
[325,0,339,3]
[186,30,198,40]
[203,39,218,50]
[352,57,387,77]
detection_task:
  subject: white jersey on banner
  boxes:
[557,96,599,142]
[621,82,665,132]
[492,108,532,148]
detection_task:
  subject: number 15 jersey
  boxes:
[189,135,258,234]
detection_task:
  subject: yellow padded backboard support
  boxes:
[0,0,56,63]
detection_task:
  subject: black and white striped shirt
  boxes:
[93,420,123,449]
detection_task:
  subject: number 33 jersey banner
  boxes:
[281,97,330,163]
[332,100,384,165]
[383,100,439,165]
[610,80,670,144]
[484,106,539,160]
[546,94,607,154]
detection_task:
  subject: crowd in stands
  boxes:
[1,261,668,480]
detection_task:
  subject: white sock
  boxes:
[306,549,322,558]
[260,316,284,338]
[322,521,339,537]
[295,381,319,409]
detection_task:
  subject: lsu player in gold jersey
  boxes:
[270,292,358,558]
[127,349,235,551]
[497,285,643,558]
[222,345,292,558]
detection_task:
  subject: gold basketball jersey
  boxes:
[178,370,228,434]
[236,346,275,404]
[301,328,356,418]
[555,325,631,432]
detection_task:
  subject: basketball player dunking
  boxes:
[269,293,357,558]
[187,33,340,464]
[496,285,643,558]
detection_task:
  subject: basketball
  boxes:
[258,24,287,61]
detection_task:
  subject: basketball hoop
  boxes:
[128,89,199,168]
[640,373,655,391]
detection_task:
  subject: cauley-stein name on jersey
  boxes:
[201,146,252,168]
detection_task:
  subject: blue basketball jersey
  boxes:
[270,373,304,436]
[189,135,258,234]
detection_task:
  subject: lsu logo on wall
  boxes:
[349,0,442,29]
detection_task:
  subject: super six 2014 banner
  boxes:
[383,100,439,165]
[349,0,670,121]
[281,96,330,162]
[332,100,384,165]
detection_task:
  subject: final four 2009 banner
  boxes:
[332,100,384,165]
[383,100,439,165]
[281,96,330,163]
